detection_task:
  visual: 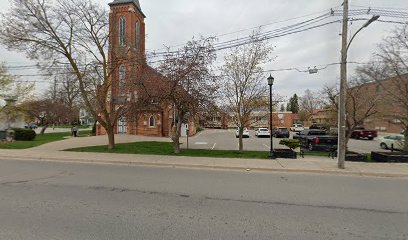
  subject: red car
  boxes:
[350,127,377,140]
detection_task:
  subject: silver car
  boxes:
[379,135,405,150]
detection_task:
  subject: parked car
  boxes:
[379,134,405,150]
[293,129,338,151]
[289,124,304,132]
[350,127,377,140]
[235,128,250,138]
[309,123,327,130]
[255,128,270,138]
[273,127,290,138]
[24,123,38,129]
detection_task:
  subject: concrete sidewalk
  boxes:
[0,135,407,178]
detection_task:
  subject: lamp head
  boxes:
[267,74,274,86]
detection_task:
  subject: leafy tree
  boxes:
[23,99,78,134]
[155,37,217,154]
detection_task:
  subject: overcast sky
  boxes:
[1,0,408,101]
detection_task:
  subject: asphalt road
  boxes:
[183,129,384,153]
[0,159,407,239]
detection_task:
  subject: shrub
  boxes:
[12,128,36,141]
[279,139,300,150]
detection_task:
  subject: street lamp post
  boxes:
[268,75,276,159]
[338,0,379,169]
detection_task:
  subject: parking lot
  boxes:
[181,129,384,154]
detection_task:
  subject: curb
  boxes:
[1,155,407,178]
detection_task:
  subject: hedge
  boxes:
[12,128,36,141]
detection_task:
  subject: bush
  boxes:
[12,128,36,141]
[279,139,300,150]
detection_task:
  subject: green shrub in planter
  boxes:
[12,128,36,141]
[279,139,300,150]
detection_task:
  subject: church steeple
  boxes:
[108,0,146,18]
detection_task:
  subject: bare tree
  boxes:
[321,76,380,148]
[356,25,408,151]
[155,37,217,154]
[45,67,81,110]
[220,32,274,151]
[0,0,130,149]
[299,89,323,122]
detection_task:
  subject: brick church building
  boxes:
[96,0,195,137]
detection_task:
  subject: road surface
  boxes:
[0,159,407,239]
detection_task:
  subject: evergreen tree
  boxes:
[291,94,299,113]
[280,104,285,112]
[286,97,292,111]
[287,94,299,113]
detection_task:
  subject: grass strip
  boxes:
[0,130,92,149]
[66,141,344,160]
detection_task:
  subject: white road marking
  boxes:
[263,144,270,150]
[211,143,216,150]
[195,142,208,145]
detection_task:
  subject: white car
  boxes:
[255,128,270,138]
[379,135,405,150]
[290,124,304,132]
[235,128,250,138]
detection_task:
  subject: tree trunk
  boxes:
[40,124,48,135]
[172,115,183,154]
[404,126,408,152]
[106,125,115,150]
[238,127,243,152]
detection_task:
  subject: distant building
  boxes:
[357,74,407,133]
[79,108,95,126]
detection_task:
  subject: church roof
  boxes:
[108,0,146,18]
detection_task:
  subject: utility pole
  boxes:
[338,0,348,169]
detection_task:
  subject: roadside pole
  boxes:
[338,0,348,169]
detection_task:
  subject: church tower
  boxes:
[108,0,146,99]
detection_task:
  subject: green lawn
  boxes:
[0,130,92,149]
[66,141,343,159]
[66,141,272,159]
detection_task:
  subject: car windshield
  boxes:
[260,129,268,131]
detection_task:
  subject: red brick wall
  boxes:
[268,112,293,129]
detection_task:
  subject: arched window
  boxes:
[119,65,126,95]
[135,20,140,49]
[119,17,126,47]
[149,115,155,127]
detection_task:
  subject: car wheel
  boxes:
[380,143,388,149]
[367,137,374,140]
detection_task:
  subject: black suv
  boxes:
[309,123,327,130]
[273,127,290,138]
